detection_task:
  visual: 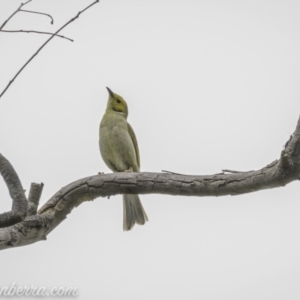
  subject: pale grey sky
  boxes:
[1,0,300,299]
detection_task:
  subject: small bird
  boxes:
[99,87,148,231]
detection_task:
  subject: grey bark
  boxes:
[0,116,299,251]
[27,183,44,216]
[0,154,27,227]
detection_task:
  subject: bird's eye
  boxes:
[116,99,121,103]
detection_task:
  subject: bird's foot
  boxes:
[124,167,133,173]
[98,171,105,175]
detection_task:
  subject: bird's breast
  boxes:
[99,114,138,172]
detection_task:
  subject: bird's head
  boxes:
[106,87,128,117]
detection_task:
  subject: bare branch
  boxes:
[27,183,44,216]
[0,0,99,99]
[1,115,300,250]
[0,153,27,228]
[20,9,54,24]
[162,170,185,175]
[222,169,247,173]
[1,30,73,42]
[0,0,32,30]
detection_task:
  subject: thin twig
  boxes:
[0,0,99,99]
[162,170,185,175]
[0,0,32,30]
[1,29,73,42]
[222,169,245,173]
[20,9,54,25]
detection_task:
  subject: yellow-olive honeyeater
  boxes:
[99,87,148,231]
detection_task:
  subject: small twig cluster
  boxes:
[0,0,99,98]
[1,1,57,32]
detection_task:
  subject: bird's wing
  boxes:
[127,122,140,169]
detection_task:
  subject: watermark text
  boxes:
[0,282,79,297]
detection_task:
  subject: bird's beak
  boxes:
[106,87,114,98]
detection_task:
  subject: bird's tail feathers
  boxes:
[123,194,148,231]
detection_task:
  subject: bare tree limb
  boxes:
[0,0,99,99]
[27,183,44,216]
[1,30,73,42]
[0,115,299,250]
[222,169,248,173]
[0,0,32,30]
[0,154,27,228]
[20,9,54,24]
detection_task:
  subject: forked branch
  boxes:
[0,0,32,30]
[0,0,99,98]
[0,115,299,250]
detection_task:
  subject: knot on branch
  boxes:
[279,149,294,178]
[8,231,18,247]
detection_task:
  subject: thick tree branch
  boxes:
[0,154,27,228]
[0,0,99,98]
[0,115,300,251]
